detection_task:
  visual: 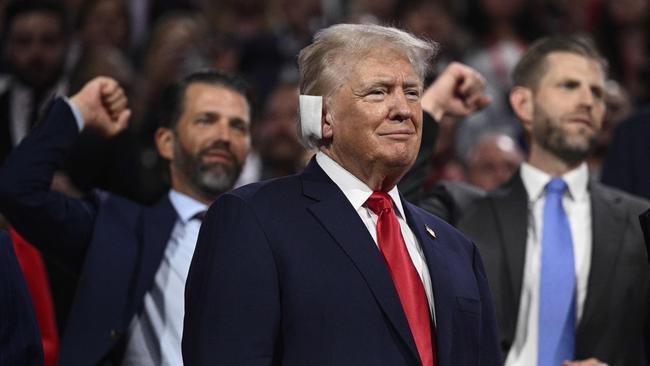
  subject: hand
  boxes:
[421,62,491,122]
[69,76,131,137]
[563,358,609,366]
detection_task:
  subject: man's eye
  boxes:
[405,89,421,99]
[591,88,604,100]
[231,122,248,133]
[560,81,579,89]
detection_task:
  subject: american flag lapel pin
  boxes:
[425,225,436,239]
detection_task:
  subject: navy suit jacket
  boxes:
[0,229,44,366]
[0,99,178,365]
[601,106,650,200]
[183,159,501,365]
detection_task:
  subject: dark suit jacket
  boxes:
[601,106,650,200]
[641,209,650,259]
[0,229,44,366]
[183,159,501,366]
[0,99,178,365]
[453,173,650,365]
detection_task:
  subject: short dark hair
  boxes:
[4,0,67,36]
[512,36,607,90]
[158,69,255,129]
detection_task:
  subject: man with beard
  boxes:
[0,1,69,163]
[438,37,650,365]
[0,69,252,365]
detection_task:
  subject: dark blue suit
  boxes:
[0,99,178,365]
[0,229,44,366]
[183,159,501,365]
[601,106,650,200]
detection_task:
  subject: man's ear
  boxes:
[155,127,175,161]
[510,86,534,132]
[322,107,334,139]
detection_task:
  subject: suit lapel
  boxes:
[301,160,421,364]
[130,196,178,315]
[577,182,626,334]
[491,174,529,315]
[403,200,453,365]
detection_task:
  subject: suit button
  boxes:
[110,329,122,340]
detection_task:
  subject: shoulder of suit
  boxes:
[226,174,301,203]
[591,181,650,212]
[92,189,148,219]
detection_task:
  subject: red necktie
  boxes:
[366,191,437,366]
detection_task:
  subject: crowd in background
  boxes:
[0,0,648,204]
[0,0,649,363]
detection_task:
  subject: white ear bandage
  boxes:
[299,95,323,140]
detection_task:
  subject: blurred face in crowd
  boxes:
[322,47,423,189]
[4,11,66,89]
[255,84,304,171]
[80,0,129,50]
[467,134,523,191]
[402,2,454,47]
[481,0,525,20]
[160,83,251,203]
[595,81,631,152]
[517,52,606,165]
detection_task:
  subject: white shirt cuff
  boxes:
[63,96,85,131]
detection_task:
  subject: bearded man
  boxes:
[453,37,650,366]
[0,69,253,365]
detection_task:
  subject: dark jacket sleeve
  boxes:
[0,229,44,366]
[183,193,280,365]
[417,181,486,225]
[0,98,97,271]
[601,108,650,200]
[399,111,439,202]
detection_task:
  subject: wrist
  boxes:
[424,104,445,122]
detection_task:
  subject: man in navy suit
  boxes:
[0,69,254,365]
[183,24,501,366]
[0,229,43,366]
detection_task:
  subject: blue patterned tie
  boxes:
[538,178,576,366]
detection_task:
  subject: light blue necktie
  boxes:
[538,178,576,366]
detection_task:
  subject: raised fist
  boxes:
[69,76,131,137]
[421,62,491,122]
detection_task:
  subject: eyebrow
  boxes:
[359,77,422,89]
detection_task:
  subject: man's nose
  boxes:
[388,90,414,121]
[578,86,595,110]
[211,120,232,143]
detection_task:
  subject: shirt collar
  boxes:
[315,152,407,218]
[520,161,589,202]
[168,189,209,224]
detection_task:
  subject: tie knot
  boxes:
[546,178,568,195]
[365,191,393,215]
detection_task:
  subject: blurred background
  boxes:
[0,0,647,202]
[0,2,648,364]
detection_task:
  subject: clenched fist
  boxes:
[69,76,131,137]
[421,62,491,122]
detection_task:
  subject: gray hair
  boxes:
[297,23,439,148]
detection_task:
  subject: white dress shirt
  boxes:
[122,190,207,366]
[316,152,436,322]
[505,162,592,366]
